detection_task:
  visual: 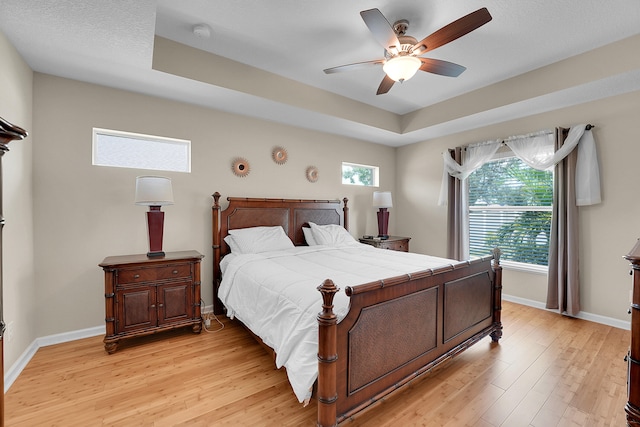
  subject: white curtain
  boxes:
[439,125,601,208]
[505,126,601,206]
[503,131,555,170]
[574,130,601,206]
[438,140,501,206]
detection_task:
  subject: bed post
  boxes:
[212,192,224,315]
[317,279,339,427]
[490,248,503,342]
[342,198,349,230]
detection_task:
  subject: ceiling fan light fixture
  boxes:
[383,56,421,82]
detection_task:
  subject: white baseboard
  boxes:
[4,325,105,393]
[4,340,39,394]
[503,293,631,330]
[3,308,218,393]
[3,301,628,393]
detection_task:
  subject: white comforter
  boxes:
[219,244,455,402]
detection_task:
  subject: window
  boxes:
[342,162,379,186]
[467,154,553,269]
[92,128,191,173]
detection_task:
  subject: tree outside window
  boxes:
[468,156,553,266]
[342,162,379,187]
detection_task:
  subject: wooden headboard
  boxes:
[211,192,349,314]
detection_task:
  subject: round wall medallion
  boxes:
[306,166,319,183]
[232,157,250,177]
[272,146,288,164]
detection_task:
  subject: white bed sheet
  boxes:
[219,244,456,403]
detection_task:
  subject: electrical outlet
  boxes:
[202,312,212,327]
[5,321,14,343]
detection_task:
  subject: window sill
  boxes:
[501,260,548,275]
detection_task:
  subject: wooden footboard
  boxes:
[317,251,502,427]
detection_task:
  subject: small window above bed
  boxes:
[92,128,191,173]
[342,162,379,187]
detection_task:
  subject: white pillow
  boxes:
[302,227,318,246]
[227,226,294,254]
[309,222,358,246]
[223,235,243,254]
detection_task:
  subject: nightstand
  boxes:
[99,250,204,354]
[359,236,411,252]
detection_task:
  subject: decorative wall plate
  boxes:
[272,146,288,164]
[232,157,250,177]
[306,166,319,183]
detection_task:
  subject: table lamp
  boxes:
[373,191,392,239]
[135,176,174,257]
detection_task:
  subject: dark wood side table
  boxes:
[99,250,204,354]
[625,240,640,425]
[359,236,410,252]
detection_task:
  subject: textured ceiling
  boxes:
[1,0,639,146]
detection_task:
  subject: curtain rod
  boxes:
[465,123,595,149]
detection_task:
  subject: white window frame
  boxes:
[501,260,549,275]
[92,128,191,173]
[341,162,380,187]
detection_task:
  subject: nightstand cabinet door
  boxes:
[116,285,157,334]
[158,281,193,325]
[100,251,204,354]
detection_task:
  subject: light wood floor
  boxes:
[5,301,630,426]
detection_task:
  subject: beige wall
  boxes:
[32,73,396,337]
[396,90,640,322]
[0,31,36,371]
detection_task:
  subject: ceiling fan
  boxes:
[323,7,492,95]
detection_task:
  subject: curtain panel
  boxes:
[546,128,581,315]
[446,148,464,260]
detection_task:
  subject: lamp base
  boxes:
[377,208,390,239]
[146,207,166,257]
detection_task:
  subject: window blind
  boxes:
[468,156,553,266]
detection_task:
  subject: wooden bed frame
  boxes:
[211,193,503,427]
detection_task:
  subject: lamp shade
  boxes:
[134,176,174,206]
[383,56,421,82]
[373,191,393,208]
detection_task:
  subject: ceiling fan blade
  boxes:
[324,59,385,74]
[419,58,466,77]
[360,8,401,54]
[413,8,492,54]
[376,75,395,95]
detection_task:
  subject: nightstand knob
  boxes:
[133,274,140,279]
[151,304,156,308]
[172,270,178,274]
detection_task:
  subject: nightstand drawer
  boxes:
[117,264,191,284]
[383,240,408,252]
[359,236,410,252]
